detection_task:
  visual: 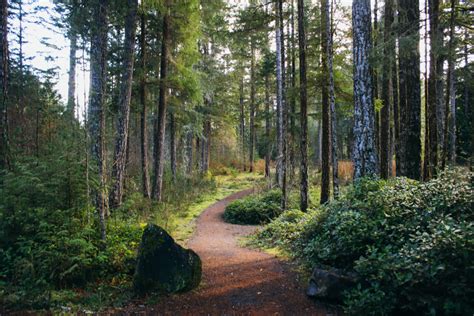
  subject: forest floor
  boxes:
[115,189,340,315]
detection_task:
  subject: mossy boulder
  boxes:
[133,224,202,295]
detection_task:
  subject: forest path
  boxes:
[130,188,336,315]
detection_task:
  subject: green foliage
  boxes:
[252,169,474,315]
[223,189,283,225]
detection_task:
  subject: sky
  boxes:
[18,0,432,120]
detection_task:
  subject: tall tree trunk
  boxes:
[352,0,378,179]
[321,0,330,203]
[393,34,401,176]
[0,0,9,170]
[152,12,170,202]
[399,0,421,180]
[380,0,393,179]
[423,0,430,180]
[275,0,287,209]
[442,0,457,168]
[289,0,297,181]
[67,29,77,119]
[249,45,256,172]
[329,0,339,198]
[169,111,177,179]
[265,73,271,178]
[297,0,308,211]
[139,12,151,198]
[373,0,380,163]
[110,0,138,208]
[239,77,246,171]
[88,0,109,242]
[427,0,440,178]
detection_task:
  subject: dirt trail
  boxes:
[127,189,336,315]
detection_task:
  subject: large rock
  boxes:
[306,268,357,301]
[133,224,202,295]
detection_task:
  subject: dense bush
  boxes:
[252,169,474,315]
[223,190,283,224]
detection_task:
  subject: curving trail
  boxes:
[127,189,337,315]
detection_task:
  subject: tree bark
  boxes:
[399,0,421,180]
[0,0,9,170]
[380,0,393,179]
[427,0,440,178]
[289,0,297,181]
[88,0,109,242]
[321,0,331,203]
[110,0,138,208]
[239,77,246,171]
[297,0,308,211]
[249,45,256,172]
[442,0,457,168]
[139,12,151,199]
[67,29,77,119]
[152,12,170,202]
[169,111,177,179]
[265,73,271,178]
[423,0,430,180]
[329,0,339,198]
[352,0,378,179]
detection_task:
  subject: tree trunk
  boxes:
[169,111,177,179]
[423,0,430,180]
[110,0,138,208]
[352,0,378,179]
[373,0,380,163]
[249,45,256,172]
[239,77,246,171]
[0,0,9,170]
[399,0,421,180]
[265,73,271,178]
[297,0,308,211]
[427,0,440,178]
[186,130,193,174]
[88,0,109,242]
[139,12,151,199]
[152,12,170,202]
[320,0,330,203]
[329,0,339,198]
[442,0,457,168]
[67,29,77,119]
[289,0,297,181]
[380,0,393,179]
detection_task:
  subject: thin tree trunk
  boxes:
[442,0,457,168]
[380,0,393,179]
[321,0,331,203]
[329,0,339,197]
[88,0,109,242]
[427,0,440,178]
[169,111,177,179]
[110,0,138,208]
[67,29,77,119]
[249,45,256,172]
[239,77,246,171]
[423,0,430,180]
[297,0,308,211]
[186,130,193,174]
[0,0,8,170]
[373,0,380,163]
[265,73,271,178]
[289,0,297,181]
[352,0,378,179]
[279,0,287,210]
[139,12,151,199]
[152,12,170,202]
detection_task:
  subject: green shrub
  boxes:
[253,168,474,315]
[223,189,283,224]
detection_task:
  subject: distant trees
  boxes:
[0,0,8,171]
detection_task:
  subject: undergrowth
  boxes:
[248,168,474,315]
